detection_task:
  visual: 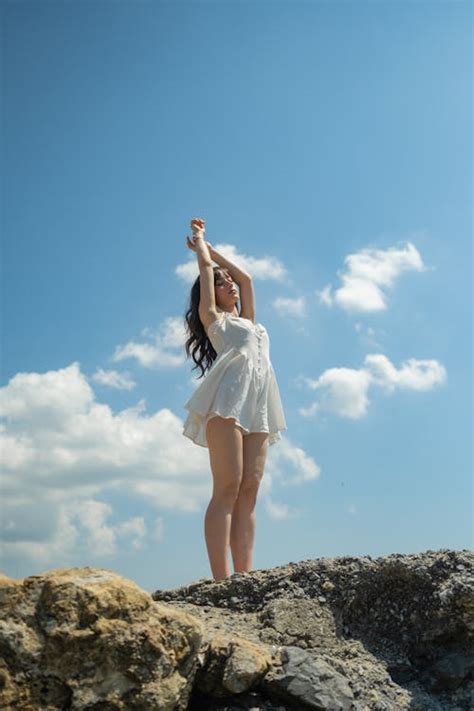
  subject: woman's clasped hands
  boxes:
[186,217,212,252]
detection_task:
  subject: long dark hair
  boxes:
[184,267,240,379]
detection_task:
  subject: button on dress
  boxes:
[183,311,287,448]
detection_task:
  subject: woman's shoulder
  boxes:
[201,309,230,335]
[202,308,247,335]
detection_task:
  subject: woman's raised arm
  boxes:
[187,218,213,267]
[186,218,251,284]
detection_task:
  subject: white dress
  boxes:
[182,311,287,448]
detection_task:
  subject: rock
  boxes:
[1,550,472,710]
[257,597,337,649]
[0,566,203,710]
[196,634,272,695]
[262,645,355,710]
[154,548,474,710]
[423,651,474,692]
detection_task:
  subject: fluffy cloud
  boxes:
[263,497,298,520]
[0,362,318,568]
[273,296,306,317]
[91,368,136,390]
[299,353,447,419]
[175,242,287,284]
[111,316,186,369]
[316,241,429,312]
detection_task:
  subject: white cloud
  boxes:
[269,437,321,485]
[364,354,447,393]
[298,402,320,417]
[0,362,318,567]
[299,353,446,419]
[115,515,147,551]
[74,499,117,556]
[273,296,306,317]
[111,316,186,369]
[91,368,136,390]
[301,367,373,419]
[318,241,429,312]
[175,243,288,284]
[142,317,187,350]
[263,497,297,520]
[0,497,147,565]
[353,322,385,349]
[316,285,333,306]
[1,505,79,567]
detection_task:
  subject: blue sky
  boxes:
[1,0,472,593]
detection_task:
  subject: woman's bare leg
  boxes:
[230,432,269,573]
[205,416,244,581]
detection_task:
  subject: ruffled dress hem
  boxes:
[183,407,286,449]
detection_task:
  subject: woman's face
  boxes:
[215,270,239,310]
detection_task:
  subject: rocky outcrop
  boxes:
[152,549,474,710]
[0,549,472,710]
[0,568,203,710]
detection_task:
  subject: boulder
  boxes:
[0,567,203,710]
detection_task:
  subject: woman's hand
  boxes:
[186,234,213,253]
[186,218,212,253]
[190,217,205,238]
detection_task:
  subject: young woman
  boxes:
[183,217,287,581]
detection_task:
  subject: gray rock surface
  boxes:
[153,548,474,710]
[0,549,472,710]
